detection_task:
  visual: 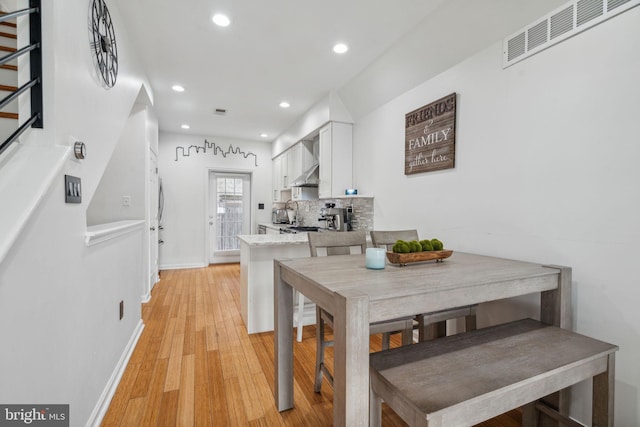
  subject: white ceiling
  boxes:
[114,0,566,143]
[114,0,446,142]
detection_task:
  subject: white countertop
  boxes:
[239,229,372,246]
[238,233,310,246]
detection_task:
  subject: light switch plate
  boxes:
[65,175,81,203]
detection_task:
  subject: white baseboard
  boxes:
[159,262,206,270]
[86,320,145,427]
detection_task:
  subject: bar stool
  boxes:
[308,231,414,393]
[370,230,477,341]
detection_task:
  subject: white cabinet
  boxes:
[273,140,317,201]
[287,144,300,186]
[281,153,289,189]
[287,140,315,186]
[318,122,352,199]
[272,156,282,201]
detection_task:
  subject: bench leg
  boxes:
[465,313,477,332]
[420,320,446,341]
[593,353,615,427]
[401,319,414,346]
[522,402,539,427]
[381,332,391,350]
[369,383,382,427]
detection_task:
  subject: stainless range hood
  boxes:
[290,164,319,187]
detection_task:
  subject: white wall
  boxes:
[352,8,640,425]
[272,91,353,157]
[158,132,273,269]
[86,105,147,225]
[0,1,153,426]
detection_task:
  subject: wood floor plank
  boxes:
[206,350,229,424]
[157,390,179,427]
[204,323,218,352]
[183,315,196,355]
[158,317,177,360]
[194,330,213,427]
[130,359,156,399]
[101,263,523,427]
[138,358,169,427]
[119,396,146,427]
[177,354,195,427]
[164,333,184,391]
[224,377,248,425]
[100,361,141,427]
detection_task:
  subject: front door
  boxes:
[209,172,251,264]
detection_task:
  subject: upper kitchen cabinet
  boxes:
[288,140,315,185]
[318,122,352,199]
[272,140,316,201]
[272,155,284,201]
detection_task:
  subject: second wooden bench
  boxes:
[369,318,618,427]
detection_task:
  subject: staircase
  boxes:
[0,1,55,265]
[0,2,42,156]
[0,13,18,141]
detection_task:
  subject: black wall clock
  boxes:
[90,0,118,88]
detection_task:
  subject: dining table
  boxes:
[273,251,571,427]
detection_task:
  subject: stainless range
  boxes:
[279,226,320,234]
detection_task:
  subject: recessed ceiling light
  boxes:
[181,124,190,129]
[333,43,349,54]
[172,85,185,92]
[279,101,290,108]
[212,13,230,27]
[259,133,269,138]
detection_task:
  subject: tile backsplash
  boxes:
[291,198,374,231]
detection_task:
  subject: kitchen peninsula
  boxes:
[238,233,315,334]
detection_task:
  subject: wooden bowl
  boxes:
[386,250,453,265]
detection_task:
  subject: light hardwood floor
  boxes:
[101,264,522,426]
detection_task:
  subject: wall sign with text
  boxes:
[405,92,456,175]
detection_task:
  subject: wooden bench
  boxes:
[369,318,618,427]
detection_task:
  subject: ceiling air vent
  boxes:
[503,0,639,68]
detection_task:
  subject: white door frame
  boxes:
[205,168,253,264]
[144,150,159,303]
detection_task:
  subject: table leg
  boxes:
[540,265,572,329]
[333,291,370,427]
[274,261,294,411]
[527,265,572,427]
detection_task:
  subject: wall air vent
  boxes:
[577,0,604,26]
[527,20,548,50]
[550,6,574,39]
[609,0,633,10]
[507,33,526,61]
[503,0,639,67]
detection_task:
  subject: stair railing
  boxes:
[0,0,42,156]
